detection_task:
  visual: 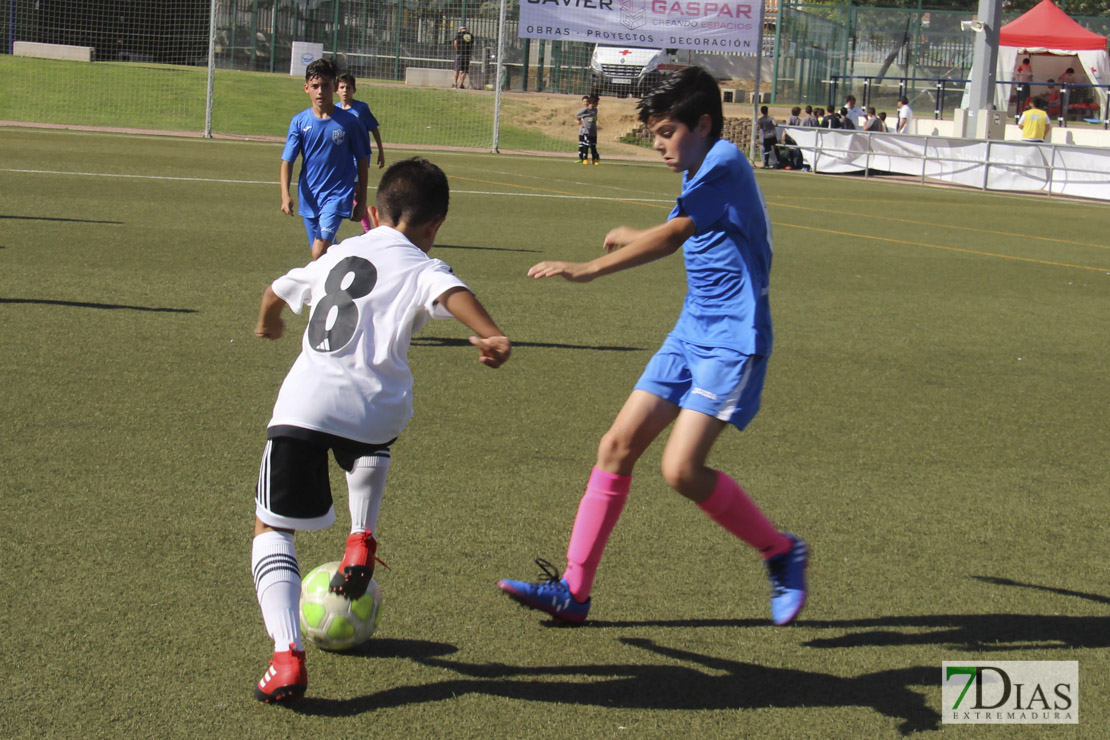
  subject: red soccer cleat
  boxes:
[254,644,306,703]
[329,531,382,599]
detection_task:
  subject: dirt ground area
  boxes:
[498,83,781,160]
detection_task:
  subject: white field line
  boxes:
[0,167,674,204]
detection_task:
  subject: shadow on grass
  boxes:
[569,576,1109,650]
[412,336,643,352]
[577,614,1107,651]
[971,575,1110,606]
[291,637,940,733]
[0,297,196,313]
[286,579,1108,732]
[0,214,123,224]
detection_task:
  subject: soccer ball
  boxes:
[299,561,382,651]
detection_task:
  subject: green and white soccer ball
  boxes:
[299,561,382,651]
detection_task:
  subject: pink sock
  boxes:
[698,471,791,559]
[562,466,631,602]
[360,213,373,233]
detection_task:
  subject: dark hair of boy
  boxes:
[1031,97,1047,110]
[636,66,723,141]
[337,72,357,90]
[375,158,449,227]
[305,58,338,82]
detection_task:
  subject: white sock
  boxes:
[346,454,389,535]
[251,530,302,652]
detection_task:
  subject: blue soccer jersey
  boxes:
[282,107,370,218]
[344,99,380,136]
[667,138,773,356]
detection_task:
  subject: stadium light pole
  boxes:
[967,0,1002,111]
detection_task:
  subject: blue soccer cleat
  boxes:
[766,533,808,625]
[498,558,590,624]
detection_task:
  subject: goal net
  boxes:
[0,1,622,156]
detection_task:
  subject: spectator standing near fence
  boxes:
[452,25,474,89]
[1014,57,1034,115]
[896,98,913,134]
[801,105,818,127]
[864,107,883,132]
[1043,82,1062,117]
[838,107,856,131]
[757,105,778,168]
[843,95,863,128]
[1018,97,1050,142]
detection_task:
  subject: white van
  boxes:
[589,46,681,97]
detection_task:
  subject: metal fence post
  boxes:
[1048,144,1055,198]
[921,135,928,185]
[982,139,991,190]
[865,130,871,178]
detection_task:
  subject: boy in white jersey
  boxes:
[251,158,511,703]
[498,66,807,627]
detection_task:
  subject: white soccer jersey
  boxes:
[268,225,467,444]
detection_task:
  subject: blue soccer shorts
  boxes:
[634,334,768,430]
[301,210,347,248]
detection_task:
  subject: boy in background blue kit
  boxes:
[280,58,369,260]
[499,66,808,627]
[337,72,386,233]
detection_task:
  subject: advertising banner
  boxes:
[518,0,763,52]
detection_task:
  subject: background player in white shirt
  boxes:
[250,157,511,703]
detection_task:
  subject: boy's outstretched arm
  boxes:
[437,287,511,369]
[528,216,695,283]
[255,285,287,339]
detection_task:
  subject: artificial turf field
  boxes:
[1,126,1107,738]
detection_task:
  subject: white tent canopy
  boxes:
[994,0,1109,116]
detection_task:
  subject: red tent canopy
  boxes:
[999,0,1107,51]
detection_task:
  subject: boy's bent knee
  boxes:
[660,458,714,502]
[596,431,639,473]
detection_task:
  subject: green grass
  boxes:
[0,57,573,151]
[1,128,1108,738]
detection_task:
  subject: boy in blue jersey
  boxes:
[280,58,369,260]
[498,66,808,627]
[337,73,386,233]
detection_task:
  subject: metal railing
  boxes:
[829,75,1110,130]
[780,126,1110,201]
